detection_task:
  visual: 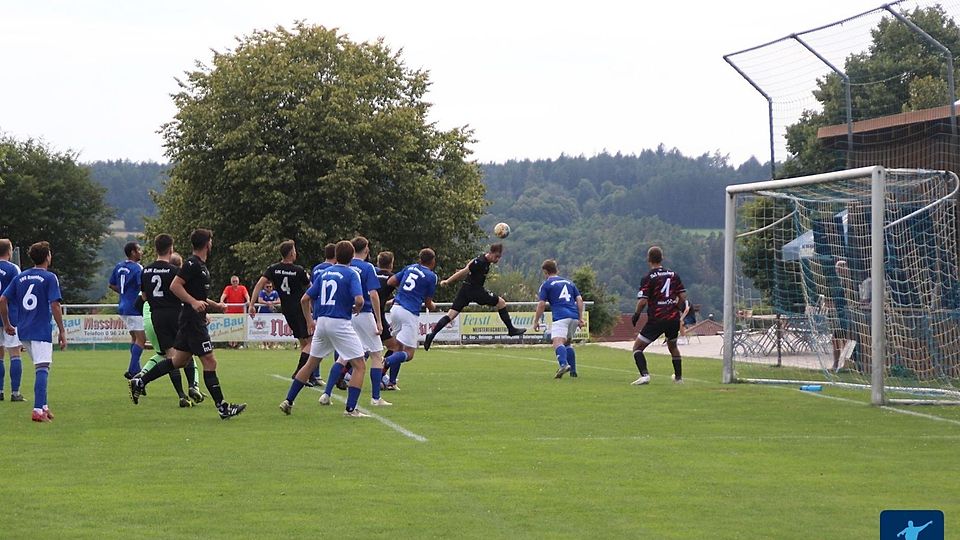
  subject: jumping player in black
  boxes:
[630,246,687,385]
[129,228,246,419]
[423,243,526,350]
[248,240,315,384]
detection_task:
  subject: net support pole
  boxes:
[791,35,853,167]
[722,190,737,383]
[870,167,886,406]
[723,54,776,179]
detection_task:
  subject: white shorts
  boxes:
[351,312,382,353]
[309,317,365,360]
[21,340,53,365]
[549,318,577,341]
[2,327,21,348]
[390,306,419,349]
[121,315,145,332]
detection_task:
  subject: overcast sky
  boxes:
[1,0,892,167]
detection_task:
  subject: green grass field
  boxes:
[3,344,958,539]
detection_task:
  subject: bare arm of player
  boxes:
[205,298,227,313]
[51,300,66,350]
[440,264,470,287]
[352,295,363,315]
[370,289,382,334]
[108,284,119,294]
[533,300,547,332]
[576,295,585,328]
[300,293,315,334]
[424,298,436,312]
[171,276,206,313]
[632,298,648,327]
[386,275,399,288]
[0,296,13,335]
[677,291,688,310]
[248,276,269,318]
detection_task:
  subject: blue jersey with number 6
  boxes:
[538,276,581,321]
[393,264,437,314]
[306,264,362,320]
[109,260,143,315]
[2,268,62,342]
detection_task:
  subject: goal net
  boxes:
[723,166,960,405]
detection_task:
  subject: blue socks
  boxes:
[387,352,409,384]
[555,345,568,367]
[286,378,305,403]
[346,386,361,411]
[566,346,576,374]
[370,368,382,400]
[0,360,4,391]
[324,363,345,395]
[385,351,408,368]
[10,357,21,392]
[34,366,48,409]
[128,343,144,375]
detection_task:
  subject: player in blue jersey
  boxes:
[382,248,439,390]
[281,240,368,417]
[0,239,25,402]
[311,243,337,284]
[347,237,389,406]
[110,241,146,380]
[0,242,66,422]
[532,259,584,379]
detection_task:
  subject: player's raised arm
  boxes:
[171,275,206,313]
[387,274,400,288]
[440,263,470,287]
[248,275,270,317]
[424,297,436,312]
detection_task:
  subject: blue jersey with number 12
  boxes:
[2,268,62,342]
[538,276,581,321]
[393,264,437,314]
[305,264,362,320]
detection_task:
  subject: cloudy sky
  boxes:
[1,0,895,167]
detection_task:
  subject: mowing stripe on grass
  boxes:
[533,434,960,442]
[269,374,428,442]
[781,386,960,427]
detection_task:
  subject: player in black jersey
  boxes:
[136,234,204,407]
[375,251,399,350]
[130,229,246,419]
[423,243,526,350]
[629,246,687,385]
[248,240,315,383]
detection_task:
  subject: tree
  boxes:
[0,137,112,301]
[151,23,487,286]
[571,266,618,336]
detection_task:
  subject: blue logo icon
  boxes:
[880,510,943,540]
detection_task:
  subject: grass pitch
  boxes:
[2,345,958,539]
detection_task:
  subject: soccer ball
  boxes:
[494,222,511,239]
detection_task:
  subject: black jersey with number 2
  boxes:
[141,260,182,311]
[637,266,686,322]
[263,262,310,312]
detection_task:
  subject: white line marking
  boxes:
[269,374,427,442]
[775,386,960,427]
[533,434,960,442]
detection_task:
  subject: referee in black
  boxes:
[424,243,526,350]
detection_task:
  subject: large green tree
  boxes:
[0,137,112,301]
[151,23,486,285]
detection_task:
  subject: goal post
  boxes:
[723,166,960,405]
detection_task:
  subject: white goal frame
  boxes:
[722,166,960,406]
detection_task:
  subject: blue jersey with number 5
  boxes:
[393,264,437,314]
[2,268,62,342]
[538,276,581,321]
[109,260,143,315]
[305,264,362,320]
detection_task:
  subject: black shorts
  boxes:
[282,306,310,340]
[639,318,681,343]
[151,308,180,352]
[380,315,393,341]
[174,319,214,357]
[451,286,499,312]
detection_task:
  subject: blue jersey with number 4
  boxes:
[306,264,362,320]
[538,276,581,321]
[109,260,143,315]
[393,264,437,314]
[2,268,62,342]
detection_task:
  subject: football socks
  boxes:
[34,366,49,410]
[370,368,383,400]
[345,386,361,412]
[286,378,305,404]
[672,357,682,380]
[142,358,175,385]
[184,360,199,387]
[633,350,649,376]
[128,343,144,376]
[431,315,451,336]
[202,370,225,404]
[555,345,568,367]
[293,351,309,378]
[324,363,345,396]
[168,369,186,398]
[565,346,577,374]
[497,308,516,332]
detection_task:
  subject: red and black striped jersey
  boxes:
[637,267,686,321]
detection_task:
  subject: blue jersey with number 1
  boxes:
[2,268,62,342]
[393,264,437,314]
[305,264,362,320]
[109,260,143,315]
[538,276,581,321]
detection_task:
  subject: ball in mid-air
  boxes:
[494,222,511,239]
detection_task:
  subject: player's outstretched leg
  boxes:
[185,360,204,404]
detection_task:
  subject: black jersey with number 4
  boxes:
[141,260,182,310]
[465,254,492,288]
[178,255,211,324]
[637,266,686,321]
[263,262,310,313]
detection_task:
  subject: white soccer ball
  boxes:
[494,222,511,239]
